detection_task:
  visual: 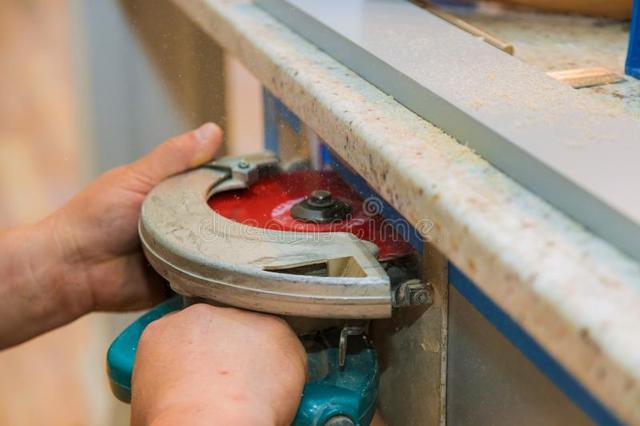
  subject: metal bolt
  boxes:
[410,288,429,305]
[392,280,433,307]
[237,159,250,169]
[291,189,351,223]
[309,189,334,206]
[324,415,355,426]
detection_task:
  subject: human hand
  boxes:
[50,123,222,312]
[0,123,222,348]
[131,304,307,426]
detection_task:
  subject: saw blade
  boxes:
[208,170,413,261]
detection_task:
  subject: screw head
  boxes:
[324,415,355,426]
[310,189,333,204]
[237,159,250,169]
[411,289,429,305]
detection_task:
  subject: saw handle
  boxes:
[106,296,183,402]
[106,297,377,425]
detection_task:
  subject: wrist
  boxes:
[0,217,91,348]
[46,210,95,313]
[29,213,94,320]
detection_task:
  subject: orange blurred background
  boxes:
[0,1,263,424]
[0,1,110,425]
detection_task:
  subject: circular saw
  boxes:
[107,152,430,425]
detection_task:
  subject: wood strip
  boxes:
[418,3,515,54]
[547,67,624,88]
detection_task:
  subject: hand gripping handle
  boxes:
[106,297,183,402]
[106,297,378,425]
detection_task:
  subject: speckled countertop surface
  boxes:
[172,0,640,422]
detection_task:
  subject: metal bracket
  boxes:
[392,279,433,308]
[205,151,280,190]
[338,324,366,368]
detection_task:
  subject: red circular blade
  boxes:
[208,170,413,261]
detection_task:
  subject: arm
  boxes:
[0,123,222,349]
[131,304,307,426]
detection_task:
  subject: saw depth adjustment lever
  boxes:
[106,152,431,425]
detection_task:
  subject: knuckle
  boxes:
[95,165,127,187]
[138,318,165,347]
[123,164,156,191]
[264,314,288,328]
[182,302,215,317]
[262,315,295,337]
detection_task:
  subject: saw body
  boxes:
[107,153,429,425]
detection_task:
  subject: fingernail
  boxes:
[195,122,217,142]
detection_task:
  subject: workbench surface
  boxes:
[459,5,640,117]
[171,0,640,422]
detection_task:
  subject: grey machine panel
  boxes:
[256,0,640,262]
[447,287,592,426]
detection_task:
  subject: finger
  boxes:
[130,122,223,188]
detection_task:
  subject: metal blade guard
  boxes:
[139,151,396,319]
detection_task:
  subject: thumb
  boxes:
[130,122,223,188]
